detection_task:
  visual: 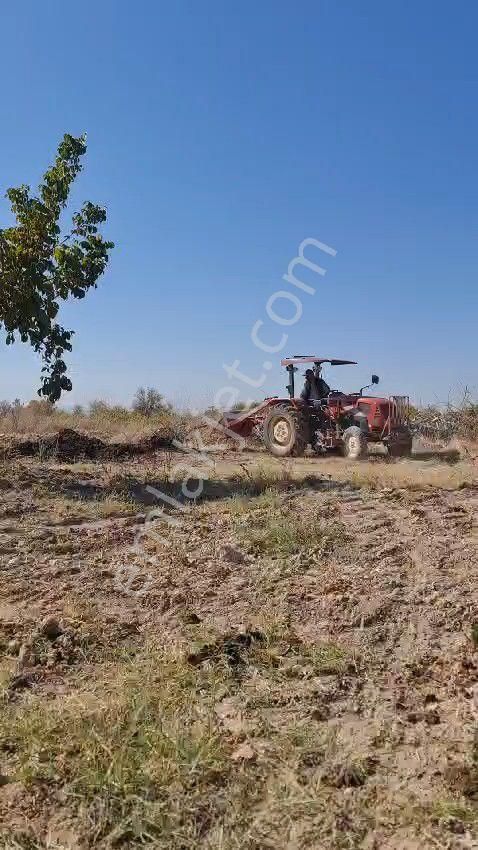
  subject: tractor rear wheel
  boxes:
[262,404,309,457]
[342,426,368,460]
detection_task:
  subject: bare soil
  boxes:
[0,449,477,849]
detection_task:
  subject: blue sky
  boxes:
[1,0,477,408]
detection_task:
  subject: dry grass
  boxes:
[48,495,138,523]
[223,488,283,516]
[233,460,296,494]
[0,400,186,443]
[0,623,356,849]
[211,454,476,493]
[342,457,476,490]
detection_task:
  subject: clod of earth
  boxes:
[39,616,63,640]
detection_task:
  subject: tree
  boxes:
[0,134,114,401]
[132,387,171,417]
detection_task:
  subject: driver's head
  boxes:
[304,369,314,379]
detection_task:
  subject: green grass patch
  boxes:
[0,647,234,847]
[240,511,348,557]
[0,609,361,850]
[431,799,478,827]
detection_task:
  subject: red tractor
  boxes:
[223,356,413,460]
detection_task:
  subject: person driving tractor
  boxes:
[300,365,330,402]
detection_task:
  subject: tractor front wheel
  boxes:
[262,405,309,458]
[342,426,368,460]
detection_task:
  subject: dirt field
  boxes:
[0,448,477,849]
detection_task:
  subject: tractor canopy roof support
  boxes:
[281,357,358,367]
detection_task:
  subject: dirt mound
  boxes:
[4,427,176,461]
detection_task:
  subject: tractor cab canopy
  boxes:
[281,357,359,400]
[281,357,357,366]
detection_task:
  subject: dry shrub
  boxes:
[411,396,478,443]
[0,398,188,443]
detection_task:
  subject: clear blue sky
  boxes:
[1,0,477,408]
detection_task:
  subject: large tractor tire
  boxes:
[342,426,368,460]
[262,404,309,458]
